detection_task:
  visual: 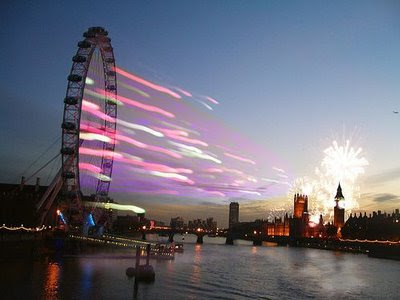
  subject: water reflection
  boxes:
[1,243,399,299]
[43,262,60,299]
[190,244,202,286]
[79,261,93,298]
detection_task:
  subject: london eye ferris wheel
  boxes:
[61,27,117,221]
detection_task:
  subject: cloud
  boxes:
[372,193,399,203]
[364,167,400,186]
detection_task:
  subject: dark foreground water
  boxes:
[2,235,400,299]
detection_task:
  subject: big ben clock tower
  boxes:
[334,183,345,229]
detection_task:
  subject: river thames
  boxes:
[2,235,400,299]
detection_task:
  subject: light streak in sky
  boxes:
[118,155,192,174]
[118,81,150,98]
[96,174,112,182]
[277,173,288,179]
[79,147,123,159]
[84,201,146,214]
[198,100,213,110]
[78,64,287,202]
[205,168,224,173]
[262,178,280,184]
[79,162,102,173]
[80,133,112,143]
[115,133,182,159]
[223,167,244,175]
[224,152,256,165]
[161,121,200,136]
[120,152,144,162]
[154,127,189,137]
[94,88,175,118]
[85,77,94,85]
[272,167,286,173]
[179,149,221,164]
[81,102,116,123]
[261,178,291,186]
[205,96,219,105]
[80,122,112,135]
[149,171,194,185]
[169,141,221,164]
[168,141,201,153]
[118,119,164,137]
[82,99,100,110]
[128,166,193,184]
[114,66,182,99]
[165,133,208,147]
[175,87,193,97]
[80,122,180,159]
[247,176,258,183]
[85,89,124,105]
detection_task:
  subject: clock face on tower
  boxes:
[338,199,345,209]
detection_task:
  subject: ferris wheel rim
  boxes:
[61,27,117,212]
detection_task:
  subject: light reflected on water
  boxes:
[1,242,399,299]
[190,244,202,287]
[43,262,60,299]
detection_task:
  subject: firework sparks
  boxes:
[287,140,369,222]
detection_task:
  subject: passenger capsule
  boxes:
[60,147,75,155]
[68,74,82,82]
[72,55,86,63]
[61,122,76,131]
[64,97,79,105]
[83,31,96,38]
[78,40,91,48]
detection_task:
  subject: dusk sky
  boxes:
[1,1,399,225]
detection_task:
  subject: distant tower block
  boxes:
[334,183,345,229]
[294,194,308,218]
[229,202,239,228]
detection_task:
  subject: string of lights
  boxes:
[0,224,47,232]
[339,238,400,244]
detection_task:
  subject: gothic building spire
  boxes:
[335,182,344,199]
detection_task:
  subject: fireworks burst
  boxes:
[321,140,368,184]
[287,140,368,222]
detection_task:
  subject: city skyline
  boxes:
[1,1,400,225]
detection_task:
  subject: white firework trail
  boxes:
[284,140,368,223]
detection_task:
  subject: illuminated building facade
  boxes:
[266,194,310,238]
[266,214,290,236]
[294,194,308,218]
[290,194,309,238]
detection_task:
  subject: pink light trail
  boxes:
[94,88,175,119]
[224,152,256,165]
[206,96,219,105]
[80,123,181,159]
[114,67,182,99]
[79,162,102,173]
